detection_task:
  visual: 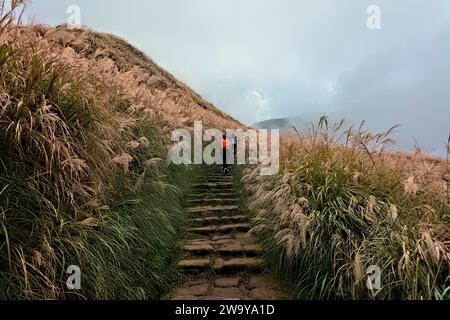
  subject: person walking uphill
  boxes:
[221,134,230,174]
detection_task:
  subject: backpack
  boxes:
[221,139,230,150]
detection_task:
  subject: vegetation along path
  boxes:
[171,165,282,300]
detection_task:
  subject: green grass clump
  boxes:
[244,117,450,300]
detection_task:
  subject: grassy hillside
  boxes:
[0,2,241,299]
[2,2,449,301]
[244,118,450,299]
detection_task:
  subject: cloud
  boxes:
[246,90,271,122]
[29,0,450,154]
[326,18,450,154]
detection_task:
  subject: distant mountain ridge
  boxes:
[252,118,291,131]
[253,112,334,132]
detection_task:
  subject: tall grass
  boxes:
[244,117,450,300]
[0,1,198,299]
[446,133,450,202]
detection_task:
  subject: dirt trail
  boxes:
[171,166,282,300]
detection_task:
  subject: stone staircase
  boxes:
[171,166,281,300]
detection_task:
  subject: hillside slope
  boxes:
[0,19,242,300]
[38,25,242,131]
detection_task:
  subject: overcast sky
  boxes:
[28,0,450,154]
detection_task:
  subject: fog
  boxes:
[29,0,450,154]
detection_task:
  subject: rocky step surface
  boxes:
[188,205,240,214]
[187,198,239,206]
[192,182,234,189]
[188,193,237,201]
[171,166,282,300]
[188,223,251,235]
[189,215,248,226]
[183,240,262,256]
[172,276,281,300]
[178,257,263,273]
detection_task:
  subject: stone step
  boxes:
[191,187,236,197]
[203,178,234,183]
[203,177,234,180]
[171,276,282,300]
[187,198,239,206]
[178,258,211,270]
[186,232,255,245]
[189,211,243,218]
[183,240,262,256]
[192,184,234,189]
[189,215,247,226]
[178,257,263,273]
[193,182,233,189]
[188,192,236,200]
[214,232,250,240]
[203,174,234,179]
[188,205,240,214]
[201,170,234,174]
[217,257,263,272]
[188,223,251,235]
[202,182,234,187]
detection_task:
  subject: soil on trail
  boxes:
[171,166,283,300]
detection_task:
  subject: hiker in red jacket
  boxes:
[221,134,230,174]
